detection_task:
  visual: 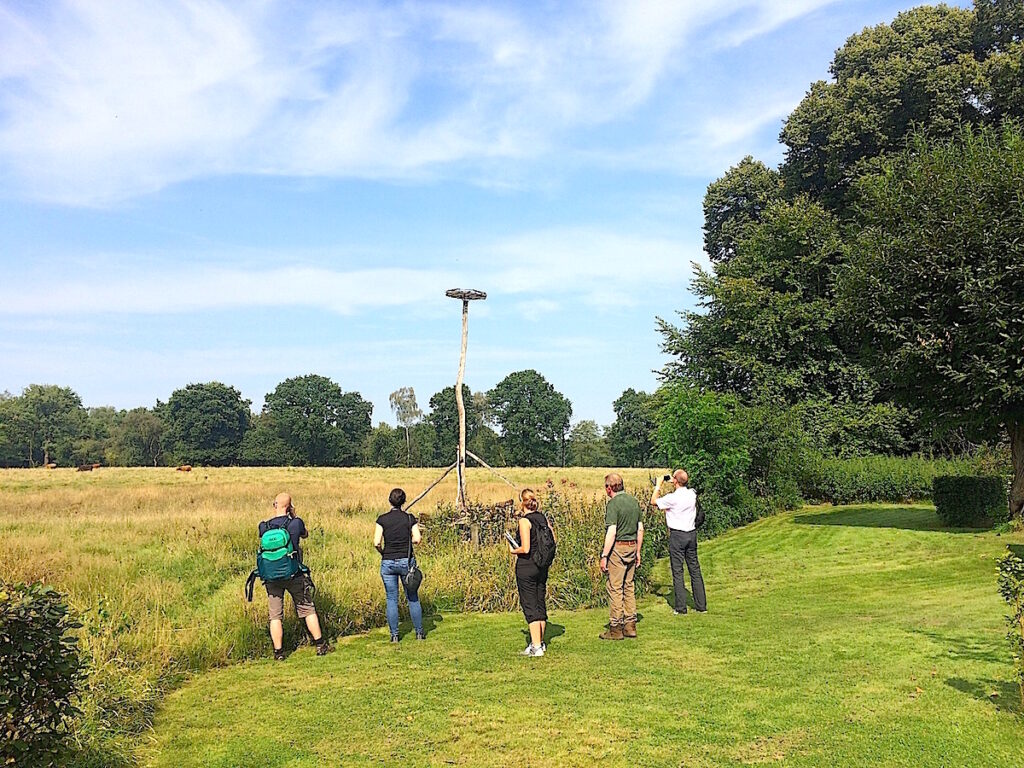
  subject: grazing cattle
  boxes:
[45,463,58,469]
[76,464,93,472]
[176,465,192,472]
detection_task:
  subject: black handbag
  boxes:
[402,514,423,592]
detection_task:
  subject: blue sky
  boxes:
[0,0,960,427]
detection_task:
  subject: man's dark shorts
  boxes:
[266,574,316,621]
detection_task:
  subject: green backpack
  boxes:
[245,524,301,601]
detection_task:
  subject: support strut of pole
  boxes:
[445,289,486,514]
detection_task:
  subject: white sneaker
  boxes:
[540,642,547,653]
[531,644,545,657]
[520,644,536,656]
[521,644,544,657]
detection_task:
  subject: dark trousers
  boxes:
[515,559,549,623]
[668,529,706,612]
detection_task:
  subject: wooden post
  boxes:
[456,298,469,512]
[445,288,486,520]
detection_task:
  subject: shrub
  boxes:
[798,455,995,505]
[997,545,1024,714]
[1,582,84,768]
[933,475,1007,527]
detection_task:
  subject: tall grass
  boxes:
[0,466,654,765]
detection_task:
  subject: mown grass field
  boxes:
[145,504,1023,768]
[2,469,1022,766]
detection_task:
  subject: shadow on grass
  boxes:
[793,505,979,533]
[519,623,567,647]
[398,612,444,640]
[914,628,1007,664]
[946,677,1022,716]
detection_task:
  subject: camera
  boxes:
[663,474,671,482]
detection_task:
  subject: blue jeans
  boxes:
[380,558,423,637]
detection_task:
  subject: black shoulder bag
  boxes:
[402,513,424,592]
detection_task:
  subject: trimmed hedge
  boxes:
[933,475,1007,527]
[799,455,991,505]
[1,582,84,768]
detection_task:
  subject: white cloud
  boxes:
[0,0,836,205]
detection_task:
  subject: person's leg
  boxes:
[401,561,424,635]
[538,568,548,645]
[267,585,285,654]
[602,547,626,639]
[529,620,543,647]
[380,561,401,638]
[288,576,323,642]
[684,532,707,612]
[622,543,638,637]
[668,530,689,612]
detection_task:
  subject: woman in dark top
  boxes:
[373,488,424,642]
[507,488,553,657]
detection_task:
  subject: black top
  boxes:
[259,515,307,563]
[376,508,417,560]
[516,512,548,562]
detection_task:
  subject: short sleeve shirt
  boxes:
[376,508,417,560]
[259,515,307,562]
[604,492,641,540]
[655,487,698,532]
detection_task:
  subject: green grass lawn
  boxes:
[144,504,1023,767]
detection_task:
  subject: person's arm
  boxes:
[636,520,645,566]
[600,524,616,573]
[373,523,384,552]
[299,519,308,539]
[411,522,422,545]
[509,518,532,555]
[650,478,663,507]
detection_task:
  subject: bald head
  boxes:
[673,469,689,486]
[274,492,293,516]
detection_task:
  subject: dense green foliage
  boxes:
[933,475,1008,527]
[163,382,251,466]
[997,543,1024,712]
[800,455,992,505]
[845,123,1024,517]
[260,374,372,466]
[606,388,660,467]
[1,582,83,768]
[488,370,572,467]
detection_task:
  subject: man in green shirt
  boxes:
[599,472,645,640]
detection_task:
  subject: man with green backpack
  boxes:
[246,492,331,660]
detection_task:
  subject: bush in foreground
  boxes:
[1,582,84,768]
[997,545,1024,714]
[933,475,1007,528]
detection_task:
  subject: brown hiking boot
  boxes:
[599,625,624,640]
[623,621,637,638]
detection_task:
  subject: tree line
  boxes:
[0,373,664,469]
[656,0,1024,518]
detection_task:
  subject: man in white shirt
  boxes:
[650,469,707,614]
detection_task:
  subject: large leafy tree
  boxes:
[427,384,483,466]
[566,420,613,467]
[843,123,1024,518]
[488,370,572,467]
[781,5,981,209]
[606,389,658,468]
[703,156,782,265]
[109,408,166,466]
[389,387,423,466]
[164,382,251,466]
[21,385,87,466]
[263,374,372,466]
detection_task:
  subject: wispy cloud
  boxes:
[1,227,702,317]
[0,0,835,205]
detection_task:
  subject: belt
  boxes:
[615,540,637,544]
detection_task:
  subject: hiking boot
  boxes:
[316,641,333,656]
[599,626,624,641]
[623,621,638,638]
[273,648,286,661]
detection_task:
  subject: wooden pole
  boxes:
[455,299,469,512]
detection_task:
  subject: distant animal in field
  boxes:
[91,463,101,469]
[77,464,93,472]
[177,465,192,472]
[45,463,58,469]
